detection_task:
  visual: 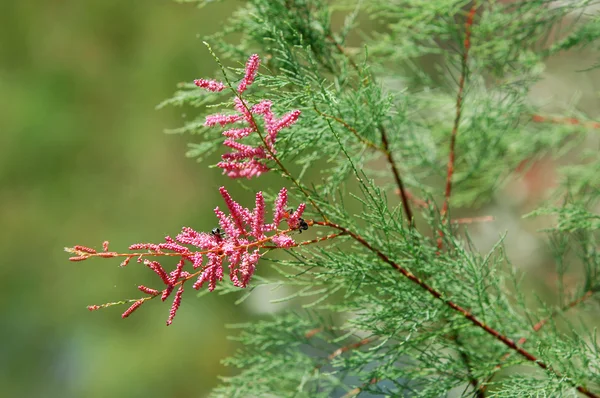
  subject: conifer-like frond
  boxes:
[129,0,600,395]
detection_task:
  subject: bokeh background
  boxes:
[0,1,250,397]
[1,1,599,397]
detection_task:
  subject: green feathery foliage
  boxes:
[159,0,600,396]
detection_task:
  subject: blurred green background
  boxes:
[0,1,249,397]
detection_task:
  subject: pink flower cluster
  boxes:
[194,54,301,179]
[88,186,305,325]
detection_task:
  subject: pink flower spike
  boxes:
[233,97,256,126]
[268,109,301,144]
[166,285,184,326]
[138,285,160,296]
[73,245,96,254]
[87,305,101,311]
[222,127,254,139]
[205,114,243,127]
[122,300,145,319]
[169,259,186,284]
[144,260,171,286]
[239,250,261,287]
[193,255,223,291]
[274,109,301,131]
[217,159,270,179]
[273,187,288,227]
[161,285,174,302]
[194,78,226,92]
[214,207,240,240]
[251,100,272,115]
[219,187,248,234]
[252,192,266,239]
[272,234,296,248]
[237,54,260,94]
[191,252,204,269]
[222,139,266,158]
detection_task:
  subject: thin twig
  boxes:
[438,3,477,252]
[312,220,599,398]
[380,125,414,224]
[440,4,477,219]
[342,377,379,398]
[452,215,495,225]
[328,337,376,361]
[531,114,600,129]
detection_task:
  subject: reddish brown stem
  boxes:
[314,220,599,398]
[380,126,414,224]
[531,114,600,129]
[440,4,477,219]
[452,215,495,225]
[328,337,376,361]
[342,378,379,398]
[438,3,478,251]
[314,336,376,371]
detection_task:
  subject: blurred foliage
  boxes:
[0,0,251,397]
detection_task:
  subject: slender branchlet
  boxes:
[441,3,478,219]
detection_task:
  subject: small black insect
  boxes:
[297,217,309,233]
[211,227,225,239]
[287,208,309,233]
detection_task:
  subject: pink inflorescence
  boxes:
[194,54,301,179]
[105,187,305,325]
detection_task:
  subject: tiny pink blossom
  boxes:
[237,54,260,94]
[194,78,226,92]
